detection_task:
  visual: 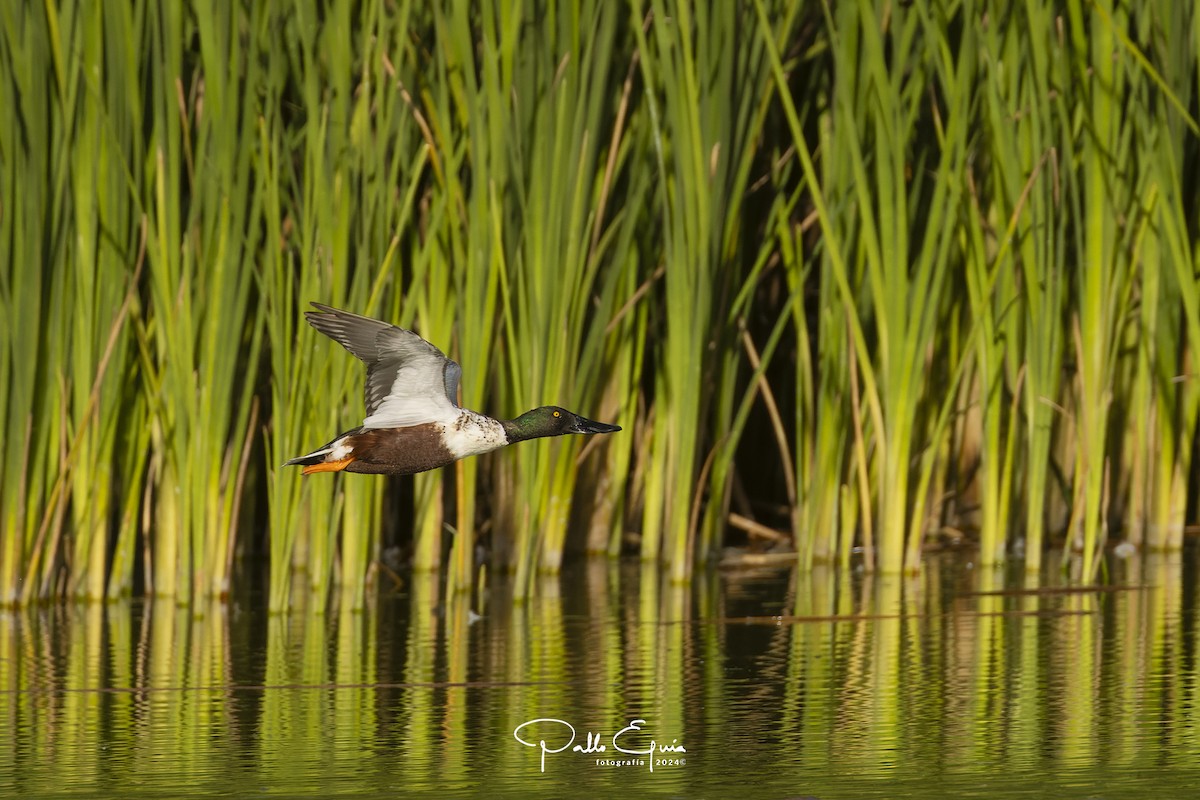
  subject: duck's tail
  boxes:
[283,446,332,468]
[285,438,358,474]
[285,430,364,474]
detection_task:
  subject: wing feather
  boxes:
[305,303,462,428]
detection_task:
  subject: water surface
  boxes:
[2,551,1198,797]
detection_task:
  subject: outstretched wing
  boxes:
[305,303,462,428]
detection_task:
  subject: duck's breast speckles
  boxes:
[442,411,507,458]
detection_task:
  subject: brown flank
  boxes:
[303,424,461,477]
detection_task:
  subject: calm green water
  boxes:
[2,551,1198,798]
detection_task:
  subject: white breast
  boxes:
[441,411,508,458]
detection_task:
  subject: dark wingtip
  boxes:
[303,302,335,326]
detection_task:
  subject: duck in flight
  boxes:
[285,303,621,475]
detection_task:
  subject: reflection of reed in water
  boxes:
[1,556,1199,794]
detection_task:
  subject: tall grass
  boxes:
[0,3,145,604]
[1,0,1199,607]
[143,2,269,605]
[976,0,1069,574]
[260,0,422,612]
[490,2,646,592]
[1118,2,1200,556]
[418,1,509,596]
[632,0,797,583]
[1066,0,1132,578]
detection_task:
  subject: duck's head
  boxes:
[503,406,621,443]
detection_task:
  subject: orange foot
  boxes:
[302,457,355,475]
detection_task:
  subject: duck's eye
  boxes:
[553,410,561,418]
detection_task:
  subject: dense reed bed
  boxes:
[1,0,1198,608]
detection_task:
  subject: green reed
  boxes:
[141,2,268,604]
[761,0,976,573]
[1118,3,1200,555]
[588,277,648,557]
[60,2,141,602]
[632,0,791,582]
[0,3,144,605]
[1,4,61,605]
[1066,0,1129,578]
[260,0,433,611]
[695,2,807,571]
[419,1,510,596]
[977,0,1069,573]
[489,2,646,592]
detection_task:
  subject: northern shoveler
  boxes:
[285,303,621,475]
